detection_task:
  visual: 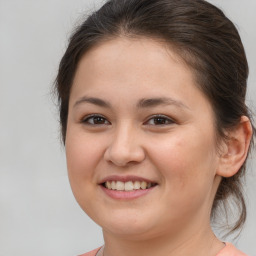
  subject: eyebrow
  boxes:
[73,96,111,108]
[73,96,189,110]
[137,97,189,109]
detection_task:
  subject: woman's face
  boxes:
[66,38,222,239]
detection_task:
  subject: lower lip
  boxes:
[100,185,156,200]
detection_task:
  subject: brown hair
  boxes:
[55,0,255,235]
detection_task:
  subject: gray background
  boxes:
[0,0,255,255]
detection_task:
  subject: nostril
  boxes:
[103,133,146,166]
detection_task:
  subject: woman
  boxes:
[55,0,255,255]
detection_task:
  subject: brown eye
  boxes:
[146,115,175,125]
[82,115,110,125]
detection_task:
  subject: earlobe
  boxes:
[216,116,253,178]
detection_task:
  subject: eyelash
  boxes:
[81,114,110,125]
[145,115,175,126]
[81,114,175,126]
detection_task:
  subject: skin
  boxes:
[65,37,252,256]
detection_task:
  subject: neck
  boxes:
[102,223,224,256]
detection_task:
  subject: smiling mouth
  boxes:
[102,181,157,191]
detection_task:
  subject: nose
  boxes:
[104,122,145,167]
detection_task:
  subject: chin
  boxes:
[93,209,162,239]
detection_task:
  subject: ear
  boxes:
[216,116,253,178]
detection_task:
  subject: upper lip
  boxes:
[99,175,157,184]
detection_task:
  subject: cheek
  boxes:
[65,129,105,214]
[65,129,104,184]
[147,132,218,220]
[148,129,218,189]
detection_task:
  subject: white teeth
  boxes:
[106,181,111,189]
[111,181,116,190]
[125,181,134,191]
[116,181,125,191]
[104,180,155,191]
[140,181,147,189]
[133,181,141,190]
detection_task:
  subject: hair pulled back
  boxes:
[55,0,255,235]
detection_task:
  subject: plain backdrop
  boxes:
[0,0,255,255]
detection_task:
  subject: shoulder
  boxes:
[216,243,247,256]
[79,247,101,256]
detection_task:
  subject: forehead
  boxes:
[70,37,212,113]
[72,37,194,91]
[83,36,181,61]
[77,36,185,73]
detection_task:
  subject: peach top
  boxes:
[216,243,247,256]
[79,243,247,256]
